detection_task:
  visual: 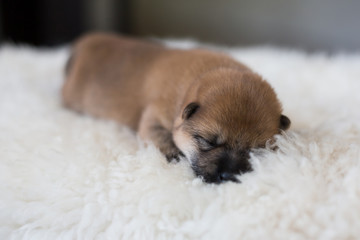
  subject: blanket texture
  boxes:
[1,41,360,240]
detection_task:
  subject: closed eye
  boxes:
[194,135,216,151]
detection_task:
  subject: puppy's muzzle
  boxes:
[201,170,241,184]
[194,150,252,184]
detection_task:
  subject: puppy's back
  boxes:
[62,33,164,129]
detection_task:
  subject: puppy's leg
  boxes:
[138,106,184,162]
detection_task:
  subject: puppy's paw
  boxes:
[164,147,185,163]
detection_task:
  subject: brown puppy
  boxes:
[63,33,290,183]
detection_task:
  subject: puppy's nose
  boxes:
[219,172,239,183]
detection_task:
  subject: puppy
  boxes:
[63,33,291,183]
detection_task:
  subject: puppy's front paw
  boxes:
[164,147,184,163]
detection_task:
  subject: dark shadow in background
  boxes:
[1,0,84,45]
[0,0,130,46]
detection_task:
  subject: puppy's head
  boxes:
[173,69,290,183]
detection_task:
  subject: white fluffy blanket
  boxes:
[1,41,360,240]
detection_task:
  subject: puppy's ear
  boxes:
[280,115,291,130]
[182,102,199,120]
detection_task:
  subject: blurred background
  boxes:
[0,0,359,51]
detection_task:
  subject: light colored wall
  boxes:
[130,0,360,51]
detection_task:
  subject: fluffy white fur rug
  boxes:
[1,40,360,240]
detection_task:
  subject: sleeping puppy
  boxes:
[63,33,291,183]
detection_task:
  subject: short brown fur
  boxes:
[63,33,290,183]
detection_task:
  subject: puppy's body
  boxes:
[63,34,247,129]
[63,33,290,183]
